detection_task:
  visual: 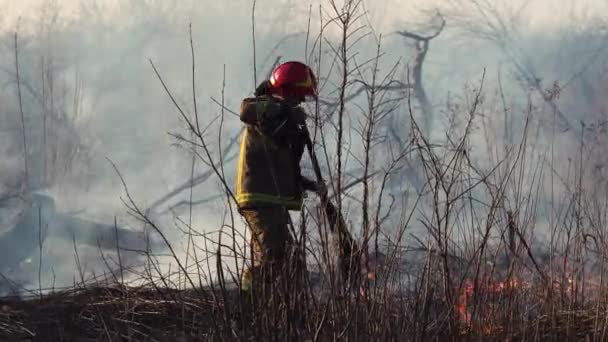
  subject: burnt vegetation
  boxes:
[1,0,608,341]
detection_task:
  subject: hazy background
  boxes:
[1,0,607,291]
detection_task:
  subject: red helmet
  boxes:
[269,61,317,100]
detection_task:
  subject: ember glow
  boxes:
[456,277,526,332]
[456,273,581,333]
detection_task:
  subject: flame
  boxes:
[456,274,580,334]
[457,281,473,326]
[456,277,526,333]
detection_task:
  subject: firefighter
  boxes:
[236,61,324,293]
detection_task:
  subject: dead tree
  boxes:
[396,13,445,137]
[377,14,447,204]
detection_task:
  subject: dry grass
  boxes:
[0,284,220,341]
[0,278,605,341]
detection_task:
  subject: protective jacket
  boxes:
[235,95,314,210]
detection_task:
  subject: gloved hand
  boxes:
[255,80,272,96]
[261,100,300,141]
[315,181,328,196]
[301,177,327,196]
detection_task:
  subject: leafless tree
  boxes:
[396,12,446,137]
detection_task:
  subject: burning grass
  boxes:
[0,271,605,341]
[460,269,602,339]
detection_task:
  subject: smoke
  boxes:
[0,0,606,292]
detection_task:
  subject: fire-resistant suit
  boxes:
[236,92,317,290]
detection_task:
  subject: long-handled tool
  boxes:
[302,127,361,287]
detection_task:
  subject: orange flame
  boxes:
[456,277,525,333]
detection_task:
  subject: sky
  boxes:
[2,0,607,30]
[0,0,607,291]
